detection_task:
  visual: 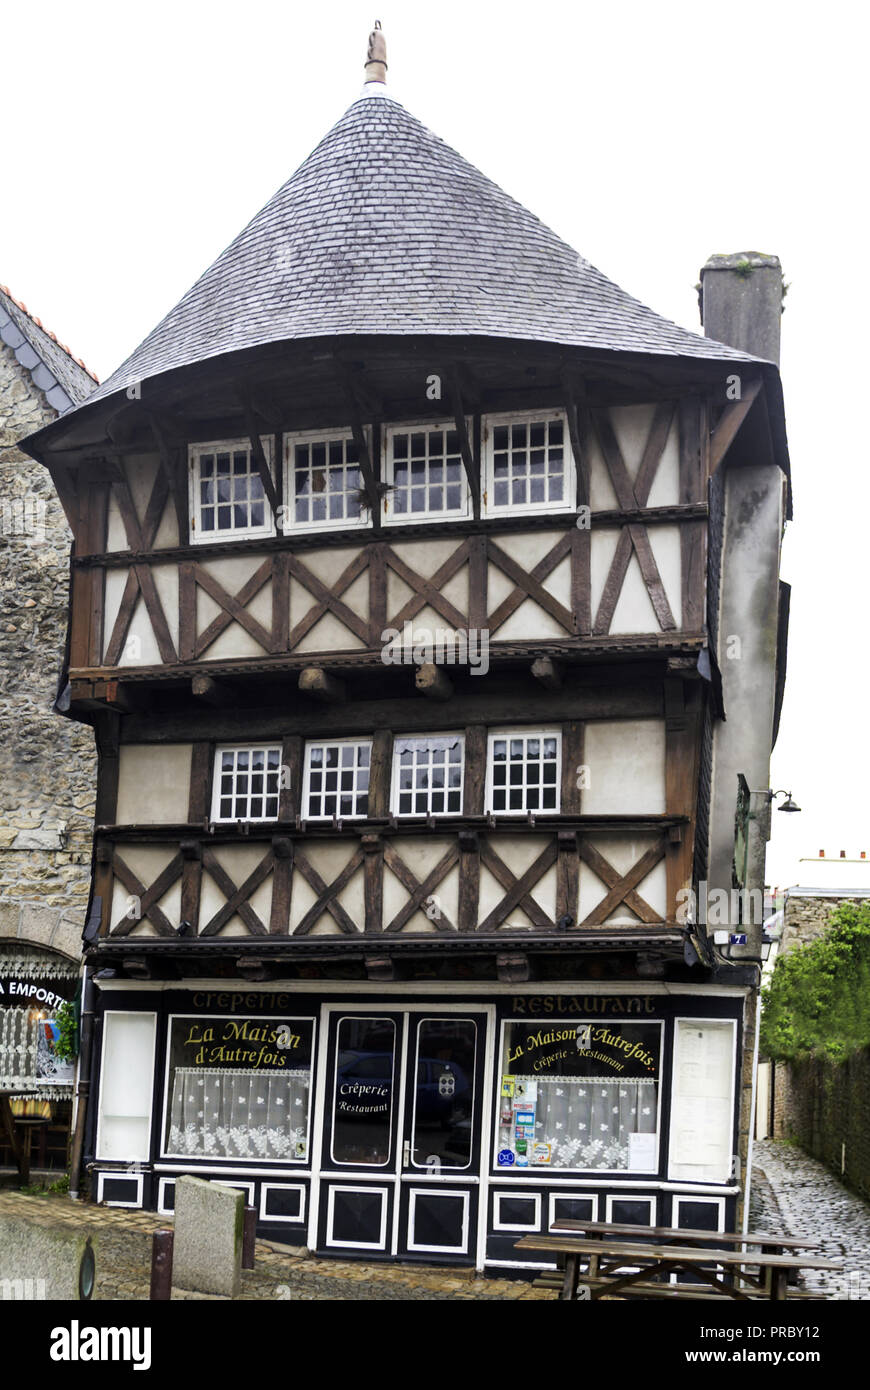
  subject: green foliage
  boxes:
[761,902,870,1061]
[53,999,79,1063]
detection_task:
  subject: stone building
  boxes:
[0,284,97,1172]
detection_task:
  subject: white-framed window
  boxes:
[486,729,561,815]
[189,438,276,542]
[482,410,574,516]
[383,421,472,524]
[211,744,282,823]
[96,1011,157,1162]
[303,739,371,820]
[283,428,371,534]
[391,733,464,818]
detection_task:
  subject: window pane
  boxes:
[496,1020,661,1171]
[332,1018,396,1165]
[411,1020,477,1170]
[165,1016,314,1162]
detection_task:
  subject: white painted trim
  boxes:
[493,1190,542,1233]
[259,1182,307,1225]
[157,1176,176,1215]
[481,408,576,519]
[668,1017,738,1184]
[325,1184,390,1250]
[743,991,761,1234]
[488,1175,740,1194]
[605,1192,656,1225]
[382,418,473,526]
[282,426,373,535]
[485,728,562,817]
[210,742,283,824]
[328,1014,398,1169]
[390,731,465,820]
[547,1191,599,1230]
[189,436,277,544]
[96,1170,144,1209]
[212,1179,256,1204]
[154,1163,306,1176]
[301,736,372,822]
[406,1187,470,1255]
[95,1010,157,1163]
[672,1194,726,1231]
[159,1012,316,1164]
[486,1258,557,1271]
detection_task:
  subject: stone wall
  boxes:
[780,894,853,953]
[0,341,95,959]
[773,1050,870,1204]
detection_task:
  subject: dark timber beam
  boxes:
[709,377,764,471]
[191,674,239,708]
[333,361,381,518]
[415,662,454,701]
[531,656,563,691]
[447,366,481,518]
[299,666,346,704]
[149,413,188,538]
[560,369,591,506]
[242,404,280,517]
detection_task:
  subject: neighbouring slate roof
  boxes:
[84,89,753,407]
[1,285,98,411]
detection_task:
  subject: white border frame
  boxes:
[157,1176,176,1216]
[382,419,473,526]
[213,1179,256,1204]
[390,731,465,821]
[325,1183,391,1250]
[301,736,373,823]
[492,1016,664,1173]
[159,1012,316,1163]
[189,436,277,544]
[672,1193,726,1232]
[282,426,373,536]
[409,1017,477,1173]
[493,1190,542,1233]
[96,1170,144,1209]
[547,1190,600,1231]
[482,408,575,518]
[605,1192,656,1225]
[210,743,284,825]
[406,1187,470,1254]
[668,1017,738,1184]
[485,728,562,817]
[95,1010,157,1163]
[329,1014,398,1168]
[259,1182,307,1225]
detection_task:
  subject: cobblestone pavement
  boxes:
[0,1191,554,1301]
[751,1140,870,1300]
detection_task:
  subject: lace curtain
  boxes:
[168,1067,310,1160]
[515,1074,658,1169]
[0,1009,74,1091]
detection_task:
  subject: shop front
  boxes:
[0,947,79,1179]
[87,980,746,1271]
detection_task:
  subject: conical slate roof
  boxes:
[89,88,751,405]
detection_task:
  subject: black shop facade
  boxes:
[84,964,748,1271]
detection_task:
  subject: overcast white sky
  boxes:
[3,1,868,889]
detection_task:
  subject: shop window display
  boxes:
[496,1019,661,1172]
[164,1016,314,1162]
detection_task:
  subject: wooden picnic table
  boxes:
[552,1217,821,1252]
[515,1232,842,1301]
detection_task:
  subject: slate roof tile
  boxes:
[84,90,754,408]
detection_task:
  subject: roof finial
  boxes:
[364,20,387,84]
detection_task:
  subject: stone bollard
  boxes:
[0,1216,97,1300]
[171,1177,244,1298]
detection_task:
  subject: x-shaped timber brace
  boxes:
[98,829,671,938]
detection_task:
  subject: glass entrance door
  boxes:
[315,1008,491,1263]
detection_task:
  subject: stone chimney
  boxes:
[699,252,783,365]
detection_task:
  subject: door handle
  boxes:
[402,1140,410,1167]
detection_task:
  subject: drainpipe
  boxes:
[68,966,95,1200]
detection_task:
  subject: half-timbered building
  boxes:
[21,30,790,1269]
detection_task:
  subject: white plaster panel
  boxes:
[109,846,178,932]
[116,744,192,824]
[293,610,366,652]
[495,596,570,641]
[298,547,363,586]
[106,491,127,552]
[391,537,468,578]
[582,721,666,814]
[578,834,667,924]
